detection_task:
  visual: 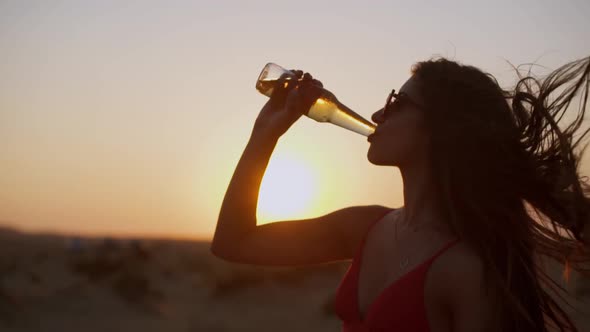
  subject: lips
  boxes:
[368,133,376,142]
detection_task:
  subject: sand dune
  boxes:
[0,227,588,332]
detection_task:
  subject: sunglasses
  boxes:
[383,89,425,116]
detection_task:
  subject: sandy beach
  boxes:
[0,226,588,332]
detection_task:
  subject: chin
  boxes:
[367,148,398,166]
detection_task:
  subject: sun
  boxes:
[257,153,318,224]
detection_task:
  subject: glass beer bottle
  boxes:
[256,63,376,137]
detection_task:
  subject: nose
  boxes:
[371,108,386,124]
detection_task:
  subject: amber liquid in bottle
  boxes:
[256,78,376,137]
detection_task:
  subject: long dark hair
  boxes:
[412,56,590,331]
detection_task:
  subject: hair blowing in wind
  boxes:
[411,56,590,331]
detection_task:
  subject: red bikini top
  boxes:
[334,209,459,332]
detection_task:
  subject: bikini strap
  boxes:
[426,238,460,264]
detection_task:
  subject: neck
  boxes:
[398,161,449,234]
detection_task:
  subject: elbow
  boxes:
[210,218,255,262]
[210,237,243,263]
[209,241,222,258]
[210,239,228,259]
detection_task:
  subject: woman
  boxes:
[211,56,590,331]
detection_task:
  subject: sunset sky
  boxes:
[1,0,589,240]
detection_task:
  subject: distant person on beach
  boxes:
[212,56,590,332]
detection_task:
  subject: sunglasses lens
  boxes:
[384,90,399,116]
[383,90,394,115]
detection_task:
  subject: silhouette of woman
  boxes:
[212,57,590,332]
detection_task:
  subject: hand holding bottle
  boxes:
[254,63,376,138]
[253,70,324,140]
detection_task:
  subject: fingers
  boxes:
[289,70,320,85]
[294,73,324,110]
[291,83,323,114]
[302,85,324,107]
[299,72,323,87]
[299,73,318,87]
[290,69,304,80]
[273,69,324,113]
[270,76,297,109]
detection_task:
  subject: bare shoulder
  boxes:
[428,243,498,331]
[432,243,484,281]
[428,243,486,299]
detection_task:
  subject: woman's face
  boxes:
[367,75,430,167]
